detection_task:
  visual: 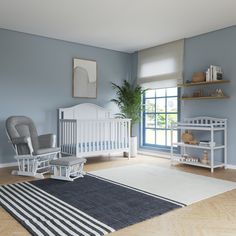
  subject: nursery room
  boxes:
[1,0,236,236]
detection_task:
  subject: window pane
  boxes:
[156,130,166,145]
[145,99,155,112]
[167,114,177,128]
[167,87,178,97]
[145,89,155,98]
[145,114,155,128]
[167,130,177,146]
[145,129,155,144]
[156,98,165,112]
[156,114,166,128]
[167,97,177,112]
[156,88,166,97]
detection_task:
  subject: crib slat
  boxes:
[103,121,106,151]
[110,121,113,150]
[80,121,83,154]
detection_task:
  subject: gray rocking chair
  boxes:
[6,116,61,178]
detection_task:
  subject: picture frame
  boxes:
[72,58,97,98]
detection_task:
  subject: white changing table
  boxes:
[171,117,227,173]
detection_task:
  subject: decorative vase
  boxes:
[201,150,209,164]
[130,136,137,157]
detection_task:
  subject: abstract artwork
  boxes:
[73,58,97,98]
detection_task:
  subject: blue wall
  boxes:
[0,29,132,164]
[1,26,236,165]
[183,26,236,165]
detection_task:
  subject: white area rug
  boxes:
[90,164,236,205]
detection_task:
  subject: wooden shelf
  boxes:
[180,96,229,101]
[178,80,230,87]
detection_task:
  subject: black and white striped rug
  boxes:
[0,174,184,236]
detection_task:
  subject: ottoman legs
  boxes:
[50,160,86,181]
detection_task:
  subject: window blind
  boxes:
[137,39,184,89]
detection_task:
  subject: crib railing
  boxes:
[59,119,131,157]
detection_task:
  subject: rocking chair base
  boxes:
[11,170,45,179]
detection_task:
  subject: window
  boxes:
[142,87,178,149]
[138,40,183,150]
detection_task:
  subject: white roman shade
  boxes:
[138,39,184,89]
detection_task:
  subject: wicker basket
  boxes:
[192,72,206,83]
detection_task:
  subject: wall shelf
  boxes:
[178,80,230,87]
[180,96,230,101]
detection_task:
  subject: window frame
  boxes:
[141,87,179,151]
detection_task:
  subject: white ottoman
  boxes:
[50,157,86,181]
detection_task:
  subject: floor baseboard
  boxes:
[0,162,17,168]
[227,164,236,170]
[138,150,170,159]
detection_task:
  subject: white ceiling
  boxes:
[0,0,236,53]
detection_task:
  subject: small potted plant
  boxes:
[111,80,145,157]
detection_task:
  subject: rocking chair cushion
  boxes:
[6,116,40,153]
[33,147,61,155]
[50,157,86,166]
[38,134,56,149]
[11,136,29,144]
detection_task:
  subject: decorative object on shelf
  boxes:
[199,140,211,147]
[178,154,199,163]
[181,131,192,143]
[200,150,209,165]
[186,157,199,163]
[192,72,205,83]
[181,131,198,145]
[211,88,224,97]
[192,90,201,97]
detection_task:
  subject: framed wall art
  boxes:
[73,58,97,98]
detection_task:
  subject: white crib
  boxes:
[59,103,131,159]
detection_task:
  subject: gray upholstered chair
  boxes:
[6,116,61,178]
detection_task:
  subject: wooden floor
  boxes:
[1,155,236,236]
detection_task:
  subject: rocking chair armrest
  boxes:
[11,136,30,145]
[14,155,35,160]
[38,134,56,148]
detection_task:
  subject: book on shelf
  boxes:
[208,65,223,81]
[199,142,210,147]
[199,140,216,147]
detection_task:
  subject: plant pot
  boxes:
[130,136,137,157]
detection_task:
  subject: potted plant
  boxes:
[111,80,145,157]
